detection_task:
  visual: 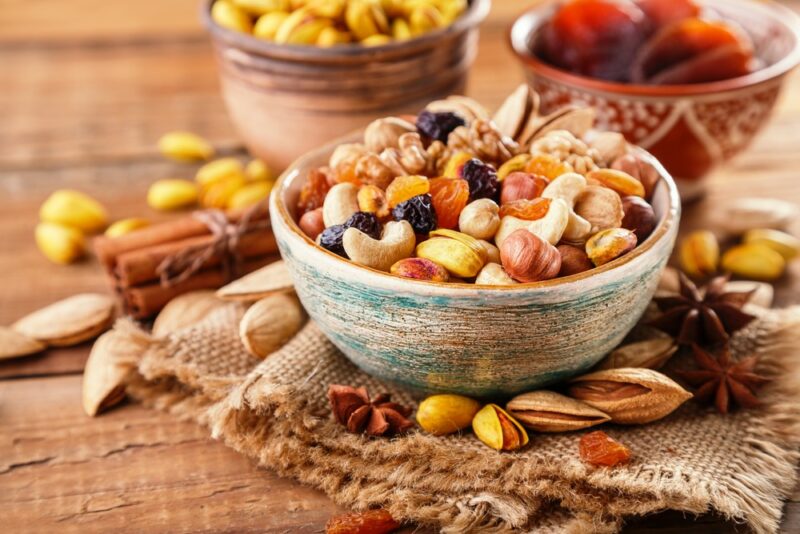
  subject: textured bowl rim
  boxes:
[201,0,491,61]
[508,0,800,97]
[272,130,682,292]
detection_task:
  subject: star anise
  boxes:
[677,344,770,414]
[327,384,414,437]
[649,273,756,346]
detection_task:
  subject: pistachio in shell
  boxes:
[472,404,529,451]
[82,329,143,417]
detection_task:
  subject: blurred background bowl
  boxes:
[202,0,490,171]
[271,132,681,398]
[509,0,800,201]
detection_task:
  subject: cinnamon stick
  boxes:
[122,254,278,319]
[93,203,269,268]
[114,230,277,288]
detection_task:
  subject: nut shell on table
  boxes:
[239,292,305,359]
[12,293,115,347]
[0,327,46,360]
[344,220,416,272]
[35,222,86,264]
[500,229,561,283]
[574,185,624,234]
[506,390,611,432]
[568,368,692,425]
[152,290,225,337]
[595,338,678,370]
[712,198,800,236]
[416,394,481,436]
[40,190,108,233]
[557,244,594,277]
[217,260,294,301]
[724,280,774,309]
[585,228,638,267]
[82,329,143,417]
[458,198,500,240]
[621,196,657,243]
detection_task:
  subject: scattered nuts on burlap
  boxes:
[217,260,294,302]
[12,293,115,347]
[152,290,226,337]
[239,292,305,359]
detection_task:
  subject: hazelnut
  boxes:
[621,196,656,243]
[299,208,325,240]
[500,229,561,283]
[500,172,548,205]
[574,185,624,234]
[557,244,594,277]
[458,199,501,240]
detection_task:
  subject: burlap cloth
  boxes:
[118,301,800,533]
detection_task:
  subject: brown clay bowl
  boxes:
[201,0,490,171]
[509,0,800,200]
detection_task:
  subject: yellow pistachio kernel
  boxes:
[35,222,86,265]
[391,18,412,40]
[211,0,254,33]
[196,157,245,188]
[345,0,389,40]
[317,26,352,46]
[158,131,214,162]
[245,158,273,182]
[742,229,800,260]
[679,230,719,278]
[408,2,444,35]
[40,190,108,234]
[201,175,246,209]
[232,0,290,16]
[721,243,786,281]
[253,11,290,39]
[227,181,273,209]
[274,7,332,44]
[417,394,481,435]
[361,34,392,46]
[104,218,150,238]
[147,179,199,211]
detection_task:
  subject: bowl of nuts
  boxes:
[509,0,800,200]
[202,0,490,171]
[270,87,681,397]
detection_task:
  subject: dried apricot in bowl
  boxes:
[579,430,631,467]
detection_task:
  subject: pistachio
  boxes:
[240,293,305,358]
[416,229,486,278]
[40,190,108,233]
[147,179,199,211]
[82,329,142,417]
[158,131,214,162]
[585,228,637,267]
[417,394,481,435]
[254,12,289,40]
[228,181,273,209]
[345,0,389,40]
[742,229,800,260]
[275,7,331,44]
[492,84,536,141]
[0,327,46,360]
[152,290,225,337]
[217,260,294,301]
[472,404,529,451]
[201,175,246,209]
[596,338,678,370]
[713,198,799,236]
[212,0,254,33]
[195,157,245,188]
[568,368,692,425]
[586,169,645,198]
[234,0,290,16]
[390,257,449,282]
[721,243,786,281]
[475,262,517,285]
[104,218,150,238]
[35,222,86,264]
[13,293,115,347]
[679,230,719,278]
[506,391,611,432]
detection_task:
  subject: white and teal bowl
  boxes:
[270,134,681,399]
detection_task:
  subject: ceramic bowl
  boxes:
[270,132,681,398]
[509,0,800,201]
[201,0,490,171]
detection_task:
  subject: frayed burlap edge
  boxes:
[123,308,800,533]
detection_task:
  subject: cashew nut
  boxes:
[322,183,359,227]
[458,199,501,240]
[542,172,592,243]
[364,117,416,153]
[495,198,570,247]
[475,263,518,286]
[342,220,416,271]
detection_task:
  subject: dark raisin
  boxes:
[416,110,466,143]
[319,224,348,257]
[392,194,438,234]
[462,158,499,201]
[344,212,382,240]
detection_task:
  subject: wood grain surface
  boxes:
[0,0,798,532]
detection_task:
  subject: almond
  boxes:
[152,290,225,337]
[0,327,46,360]
[506,390,610,432]
[12,293,115,346]
[216,260,294,302]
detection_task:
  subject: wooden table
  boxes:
[1,1,798,531]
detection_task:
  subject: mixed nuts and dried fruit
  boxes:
[297,85,661,285]
[535,0,758,84]
[210,0,468,47]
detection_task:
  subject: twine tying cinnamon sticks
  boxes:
[156,202,271,288]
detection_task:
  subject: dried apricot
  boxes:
[579,430,631,467]
[429,177,469,230]
[525,154,573,181]
[297,168,332,216]
[499,198,552,221]
[637,0,699,31]
[325,509,400,534]
[386,175,430,208]
[334,162,363,187]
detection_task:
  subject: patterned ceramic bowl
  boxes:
[270,132,681,398]
[509,0,800,200]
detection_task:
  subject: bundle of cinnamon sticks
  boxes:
[94,204,278,318]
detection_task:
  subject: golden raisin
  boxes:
[428,177,469,230]
[386,175,430,208]
[325,509,400,534]
[499,198,552,221]
[357,184,391,220]
[579,430,631,467]
[298,168,332,216]
[525,153,574,181]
